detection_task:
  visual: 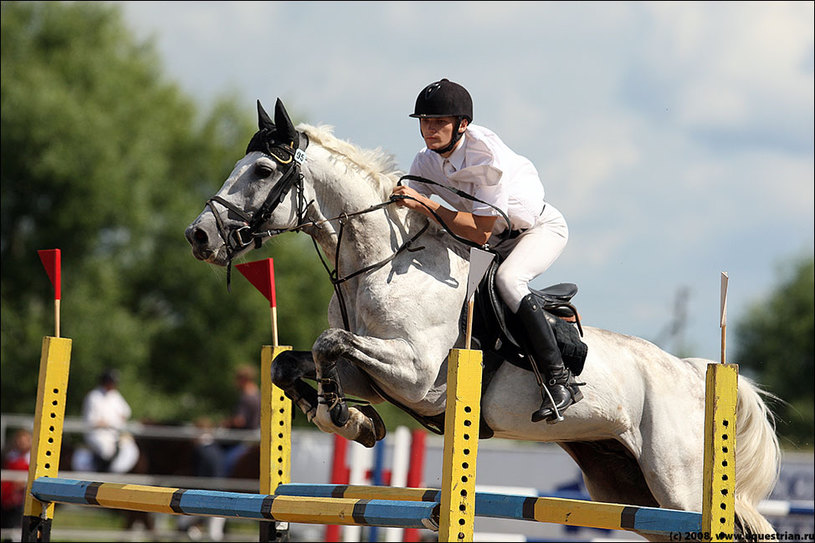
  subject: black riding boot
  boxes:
[516,293,580,423]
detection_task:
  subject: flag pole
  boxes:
[271,305,279,348]
[54,299,61,338]
[720,272,728,364]
[464,297,475,350]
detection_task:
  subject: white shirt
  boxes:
[82,386,133,460]
[407,124,546,235]
[83,386,131,431]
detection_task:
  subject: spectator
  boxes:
[179,417,226,541]
[224,365,261,430]
[80,369,140,473]
[1,428,31,530]
[191,417,224,478]
[221,364,261,476]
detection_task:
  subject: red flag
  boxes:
[38,249,61,300]
[236,258,276,307]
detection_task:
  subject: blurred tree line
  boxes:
[0,1,341,425]
[735,254,814,450]
[1,2,811,448]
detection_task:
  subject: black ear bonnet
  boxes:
[246,98,308,159]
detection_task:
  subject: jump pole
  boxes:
[235,259,294,542]
[701,272,737,541]
[261,344,293,542]
[439,249,489,541]
[439,348,482,542]
[22,251,71,542]
[20,337,72,542]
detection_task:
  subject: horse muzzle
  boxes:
[185,220,225,264]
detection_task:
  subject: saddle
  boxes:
[467,260,589,377]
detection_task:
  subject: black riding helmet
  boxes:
[410,79,473,154]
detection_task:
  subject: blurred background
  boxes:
[1,2,812,541]
[1,0,811,470]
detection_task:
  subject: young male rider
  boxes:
[391,78,582,422]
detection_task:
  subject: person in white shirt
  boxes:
[81,369,139,472]
[391,78,582,422]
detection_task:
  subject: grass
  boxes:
[46,504,261,542]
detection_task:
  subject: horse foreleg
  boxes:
[309,355,386,448]
[270,350,319,420]
[312,328,431,448]
[272,347,387,447]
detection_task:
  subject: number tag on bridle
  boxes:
[294,148,307,164]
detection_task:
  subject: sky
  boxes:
[117,1,814,362]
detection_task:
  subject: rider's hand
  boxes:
[391,185,429,213]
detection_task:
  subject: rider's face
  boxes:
[420,117,463,151]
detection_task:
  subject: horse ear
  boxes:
[257,100,275,131]
[274,98,297,143]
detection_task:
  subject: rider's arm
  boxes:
[391,185,497,246]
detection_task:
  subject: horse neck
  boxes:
[302,146,403,267]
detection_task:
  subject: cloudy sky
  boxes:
[118,1,813,362]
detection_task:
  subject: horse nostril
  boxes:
[193,228,208,244]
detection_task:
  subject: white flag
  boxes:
[467,248,495,301]
[720,272,728,327]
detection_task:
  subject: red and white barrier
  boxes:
[325,426,428,543]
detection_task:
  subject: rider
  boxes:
[391,78,581,422]
[81,369,139,472]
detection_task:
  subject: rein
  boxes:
[397,174,513,249]
[312,213,430,331]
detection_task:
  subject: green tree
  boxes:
[1,1,333,424]
[734,254,814,450]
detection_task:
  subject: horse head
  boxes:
[185,99,309,266]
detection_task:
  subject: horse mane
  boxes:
[298,123,403,197]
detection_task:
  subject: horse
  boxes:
[185,99,781,540]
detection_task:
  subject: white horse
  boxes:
[186,99,780,539]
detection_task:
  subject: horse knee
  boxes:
[271,350,313,389]
[313,328,351,366]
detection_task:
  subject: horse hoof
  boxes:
[352,405,387,448]
[358,404,387,441]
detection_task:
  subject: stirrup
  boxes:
[531,381,579,424]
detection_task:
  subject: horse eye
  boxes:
[254,163,274,178]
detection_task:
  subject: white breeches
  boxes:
[84,430,140,473]
[494,203,568,313]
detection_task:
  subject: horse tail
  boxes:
[734,374,781,535]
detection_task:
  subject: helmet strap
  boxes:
[431,118,464,155]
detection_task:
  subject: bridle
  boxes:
[203,130,429,330]
[206,137,309,263]
[205,125,319,292]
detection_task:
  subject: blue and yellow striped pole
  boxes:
[30,478,439,528]
[276,483,703,536]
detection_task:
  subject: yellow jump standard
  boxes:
[21,337,72,542]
